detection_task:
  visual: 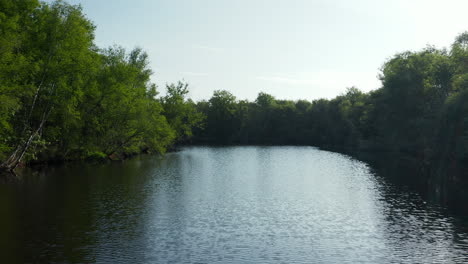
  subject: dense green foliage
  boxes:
[0,0,201,170]
[160,81,204,142]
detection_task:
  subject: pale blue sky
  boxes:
[48,0,467,101]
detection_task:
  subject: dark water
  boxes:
[1,146,467,263]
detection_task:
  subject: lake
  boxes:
[1,146,467,263]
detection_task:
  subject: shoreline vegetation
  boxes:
[1,1,467,214]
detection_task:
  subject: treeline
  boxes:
[192,33,468,209]
[0,0,201,171]
[194,36,468,155]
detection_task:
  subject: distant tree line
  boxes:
[194,37,468,158]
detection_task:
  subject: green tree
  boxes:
[161,81,204,143]
[1,0,97,170]
[79,47,174,157]
[370,48,453,153]
[206,90,237,144]
[0,0,40,159]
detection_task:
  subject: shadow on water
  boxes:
[0,156,166,263]
[356,155,468,262]
[353,151,468,216]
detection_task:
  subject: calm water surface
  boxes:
[0,146,467,263]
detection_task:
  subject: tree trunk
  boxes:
[0,108,50,172]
